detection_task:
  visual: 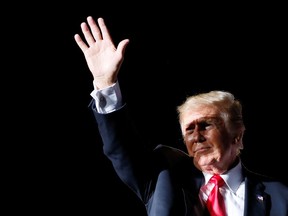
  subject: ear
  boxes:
[234,131,243,144]
[234,132,244,150]
[234,136,240,143]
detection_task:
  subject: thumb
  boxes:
[117,39,130,56]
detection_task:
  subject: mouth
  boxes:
[193,146,210,154]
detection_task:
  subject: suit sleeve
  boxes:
[89,100,157,203]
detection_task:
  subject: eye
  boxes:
[185,121,211,134]
[185,125,195,134]
[198,121,212,130]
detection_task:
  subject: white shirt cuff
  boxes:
[90,81,123,114]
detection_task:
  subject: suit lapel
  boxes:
[244,175,270,216]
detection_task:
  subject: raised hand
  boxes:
[74,16,129,89]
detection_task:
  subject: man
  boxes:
[74,16,288,216]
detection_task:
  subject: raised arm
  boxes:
[74,16,130,90]
[74,16,154,204]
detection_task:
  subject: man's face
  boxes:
[180,105,239,174]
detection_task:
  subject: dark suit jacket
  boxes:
[90,101,288,216]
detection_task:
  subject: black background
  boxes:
[7,2,287,215]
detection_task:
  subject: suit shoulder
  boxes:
[243,164,288,189]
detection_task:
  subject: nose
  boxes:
[192,126,205,142]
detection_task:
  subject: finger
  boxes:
[81,21,96,47]
[87,16,103,41]
[117,39,130,56]
[97,17,113,41]
[74,34,88,52]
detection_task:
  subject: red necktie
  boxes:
[206,175,226,216]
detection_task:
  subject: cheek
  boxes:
[184,135,195,156]
[186,145,194,156]
[212,129,229,147]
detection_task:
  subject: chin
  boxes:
[195,155,217,168]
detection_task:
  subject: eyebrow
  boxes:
[184,116,223,129]
[193,116,221,123]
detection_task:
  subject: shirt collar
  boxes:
[202,160,244,192]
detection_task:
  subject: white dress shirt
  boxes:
[200,161,245,216]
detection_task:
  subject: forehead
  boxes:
[181,105,220,124]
